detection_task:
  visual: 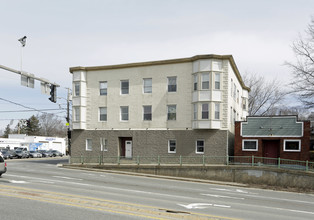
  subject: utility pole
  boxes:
[66,88,71,157]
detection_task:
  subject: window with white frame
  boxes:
[143,78,152,93]
[74,107,80,122]
[100,138,107,151]
[231,79,233,96]
[193,104,197,120]
[143,105,152,121]
[74,82,80,96]
[215,103,220,119]
[242,140,258,151]
[99,81,107,95]
[121,80,129,94]
[201,73,209,90]
[233,83,236,100]
[99,107,107,121]
[120,106,129,121]
[242,97,247,110]
[214,73,220,90]
[86,139,92,151]
[193,74,198,91]
[168,76,177,92]
[168,140,176,153]
[284,140,301,152]
[167,105,176,120]
[196,140,204,154]
[237,90,239,103]
[201,103,209,119]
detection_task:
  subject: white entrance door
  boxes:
[125,141,132,158]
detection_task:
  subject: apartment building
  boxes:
[69,54,249,161]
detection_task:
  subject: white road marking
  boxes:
[9,180,27,184]
[178,203,212,209]
[52,176,83,181]
[201,193,244,200]
[178,203,230,209]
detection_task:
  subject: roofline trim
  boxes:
[69,54,250,91]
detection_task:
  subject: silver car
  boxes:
[29,151,42,158]
[0,155,7,176]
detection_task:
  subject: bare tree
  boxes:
[286,17,314,109]
[243,74,286,116]
[38,113,66,137]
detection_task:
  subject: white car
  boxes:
[0,155,7,176]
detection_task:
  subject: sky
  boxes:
[0,0,314,133]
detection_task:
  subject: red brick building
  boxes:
[235,116,311,161]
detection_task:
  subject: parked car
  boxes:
[1,150,14,159]
[29,151,42,158]
[0,155,7,176]
[15,150,28,159]
[48,150,63,157]
[38,150,52,157]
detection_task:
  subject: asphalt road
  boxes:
[0,158,314,220]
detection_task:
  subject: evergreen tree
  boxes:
[3,124,11,138]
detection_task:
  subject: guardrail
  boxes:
[70,155,314,172]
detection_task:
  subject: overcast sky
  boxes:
[0,0,313,132]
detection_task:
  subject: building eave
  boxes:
[69,54,250,91]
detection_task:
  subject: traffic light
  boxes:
[26,119,31,128]
[49,84,57,103]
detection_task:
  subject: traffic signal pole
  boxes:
[0,64,59,102]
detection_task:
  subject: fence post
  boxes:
[226,155,229,166]
[306,160,309,171]
[137,155,140,165]
[202,155,205,166]
[252,155,254,167]
[117,156,120,165]
[278,158,281,169]
[99,155,101,165]
[158,155,160,166]
[80,155,83,164]
[179,155,182,166]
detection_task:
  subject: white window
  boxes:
[74,107,80,122]
[215,103,220,120]
[168,76,177,92]
[168,140,176,153]
[193,74,198,91]
[74,82,80,96]
[242,140,258,151]
[120,106,129,121]
[233,83,236,100]
[284,140,301,152]
[193,104,197,120]
[100,138,107,151]
[143,105,152,121]
[100,81,107,95]
[231,79,233,96]
[167,105,176,120]
[237,90,239,103]
[121,80,129,94]
[214,73,220,90]
[196,140,204,154]
[201,73,209,90]
[242,97,247,110]
[99,107,107,121]
[143,78,152,93]
[86,139,92,151]
[201,103,209,119]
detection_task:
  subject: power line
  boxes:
[0,109,66,113]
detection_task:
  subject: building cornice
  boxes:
[69,54,250,91]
